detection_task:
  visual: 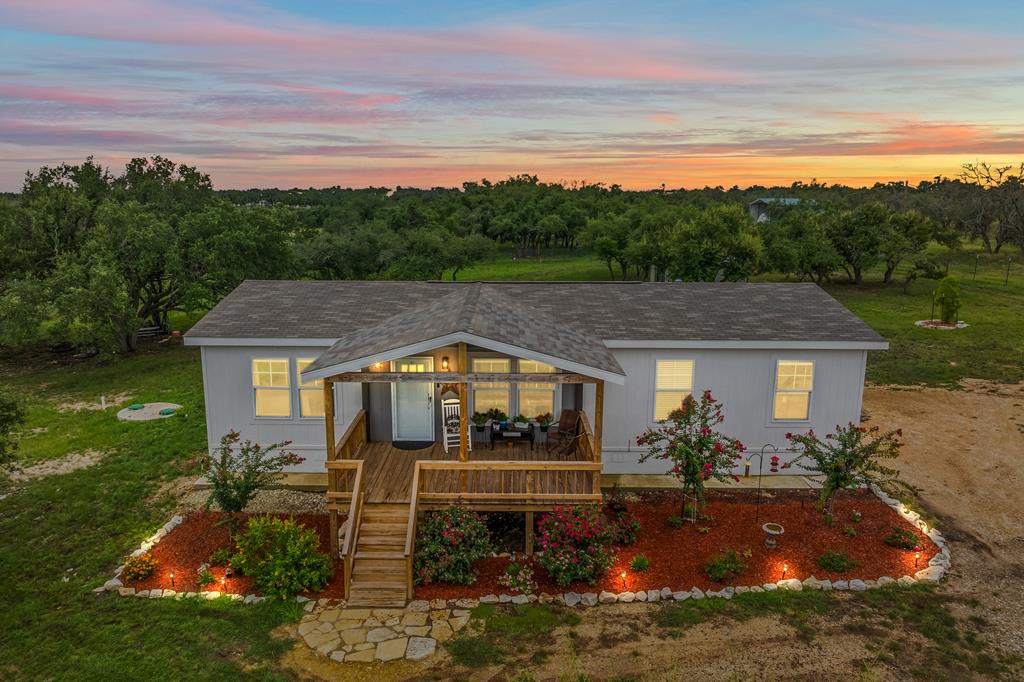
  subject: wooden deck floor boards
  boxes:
[353,440,588,504]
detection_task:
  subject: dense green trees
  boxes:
[3,155,1020,356]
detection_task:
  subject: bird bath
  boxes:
[762,522,784,549]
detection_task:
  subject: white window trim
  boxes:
[768,358,814,424]
[252,357,292,420]
[468,355,561,419]
[651,358,695,424]
[296,358,332,420]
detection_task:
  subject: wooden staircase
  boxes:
[345,503,411,607]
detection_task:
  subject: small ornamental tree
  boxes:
[934,276,962,323]
[784,423,913,515]
[200,430,304,535]
[636,391,744,514]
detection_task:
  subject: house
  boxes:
[748,197,801,222]
[184,280,886,605]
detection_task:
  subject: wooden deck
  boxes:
[353,440,589,505]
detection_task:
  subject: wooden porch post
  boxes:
[525,511,534,556]
[458,342,469,493]
[324,379,338,556]
[593,380,604,496]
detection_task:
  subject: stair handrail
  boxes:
[339,460,364,601]
[403,461,422,600]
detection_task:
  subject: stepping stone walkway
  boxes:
[300,598,479,663]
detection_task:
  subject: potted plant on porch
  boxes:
[511,414,530,429]
[535,412,553,432]
[471,411,488,432]
[485,408,509,429]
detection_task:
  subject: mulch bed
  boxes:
[122,490,937,602]
[122,511,346,598]
[415,489,939,600]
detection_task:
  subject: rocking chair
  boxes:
[544,409,581,454]
[441,398,471,454]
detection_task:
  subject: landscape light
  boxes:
[169,571,175,587]
[782,563,789,578]
[914,550,921,567]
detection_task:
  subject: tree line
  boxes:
[1,157,1022,355]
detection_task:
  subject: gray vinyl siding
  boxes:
[197,344,866,476]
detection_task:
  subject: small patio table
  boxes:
[489,422,535,450]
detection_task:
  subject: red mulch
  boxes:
[123,512,346,598]
[415,489,938,600]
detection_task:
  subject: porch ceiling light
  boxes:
[441,356,449,370]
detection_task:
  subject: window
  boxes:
[296,359,326,417]
[472,357,510,414]
[518,359,556,418]
[252,358,290,417]
[773,360,814,420]
[654,359,694,421]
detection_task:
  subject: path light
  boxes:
[914,548,922,567]
[169,571,175,587]
[620,570,627,590]
[782,563,789,579]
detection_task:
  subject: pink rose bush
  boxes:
[414,506,492,585]
[536,505,615,586]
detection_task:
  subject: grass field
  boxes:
[450,243,1024,387]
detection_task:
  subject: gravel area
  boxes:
[175,485,327,516]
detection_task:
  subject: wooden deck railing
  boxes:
[326,459,364,599]
[326,410,367,561]
[414,460,603,504]
[402,463,421,600]
[574,411,602,495]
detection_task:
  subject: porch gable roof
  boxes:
[300,283,626,384]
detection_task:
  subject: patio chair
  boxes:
[441,398,471,454]
[544,409,580,454]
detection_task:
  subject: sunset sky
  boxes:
[1,0,1023,190]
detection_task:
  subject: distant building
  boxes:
[748,197,801,222]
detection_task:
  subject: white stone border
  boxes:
[95,513,265,604]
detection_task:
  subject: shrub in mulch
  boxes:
[122,553,157,581]
[415,489,940,600]
[230,516,333,600]
[705,548,750,582]
[630,554,650,572]
[120,512,346,598]
[884,527,920,550]
[536,505,615,587]
[818,550,859,573]
[413,506,492,586]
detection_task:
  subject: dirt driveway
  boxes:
[282,383,1024,681]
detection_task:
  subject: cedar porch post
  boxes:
[593,380,604,496]
[458,342,469,493]
[525,511,534,555]
[324,379,339,556]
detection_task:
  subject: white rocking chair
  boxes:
[441,398,471,454]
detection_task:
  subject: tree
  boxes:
[784,424,913,515]
[0,390,26,472]
[934,276,962,323]
[636,391,744,514]
[201,431,304,536]
[879,209,935,283]
[760,205,841,282]
[662,204,762,282]
[827,202,887,284]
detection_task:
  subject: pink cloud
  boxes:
[0,84,129,108]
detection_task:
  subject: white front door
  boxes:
[391,356,434,441]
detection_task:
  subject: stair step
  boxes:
[353,560,406,575]
[360,524,407,536]
[349,577,407,589]
[346,592,407,608]
[355,551,405,560]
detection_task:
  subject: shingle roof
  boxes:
[185,280,885,348]
[301,284,625,377]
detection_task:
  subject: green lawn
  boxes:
[0,344,301,680]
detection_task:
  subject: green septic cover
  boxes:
[158,408,176,416]
[128,403,144,410]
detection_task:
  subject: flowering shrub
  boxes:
[230,516,332,599]
[200,431,304,535]
[536,505,614,586]
[122,553,157,581]
[413,506,492,586]
[498,563,538,594]
[637,391,744,513]
[610,512,641,545]
[785,423,913,514]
